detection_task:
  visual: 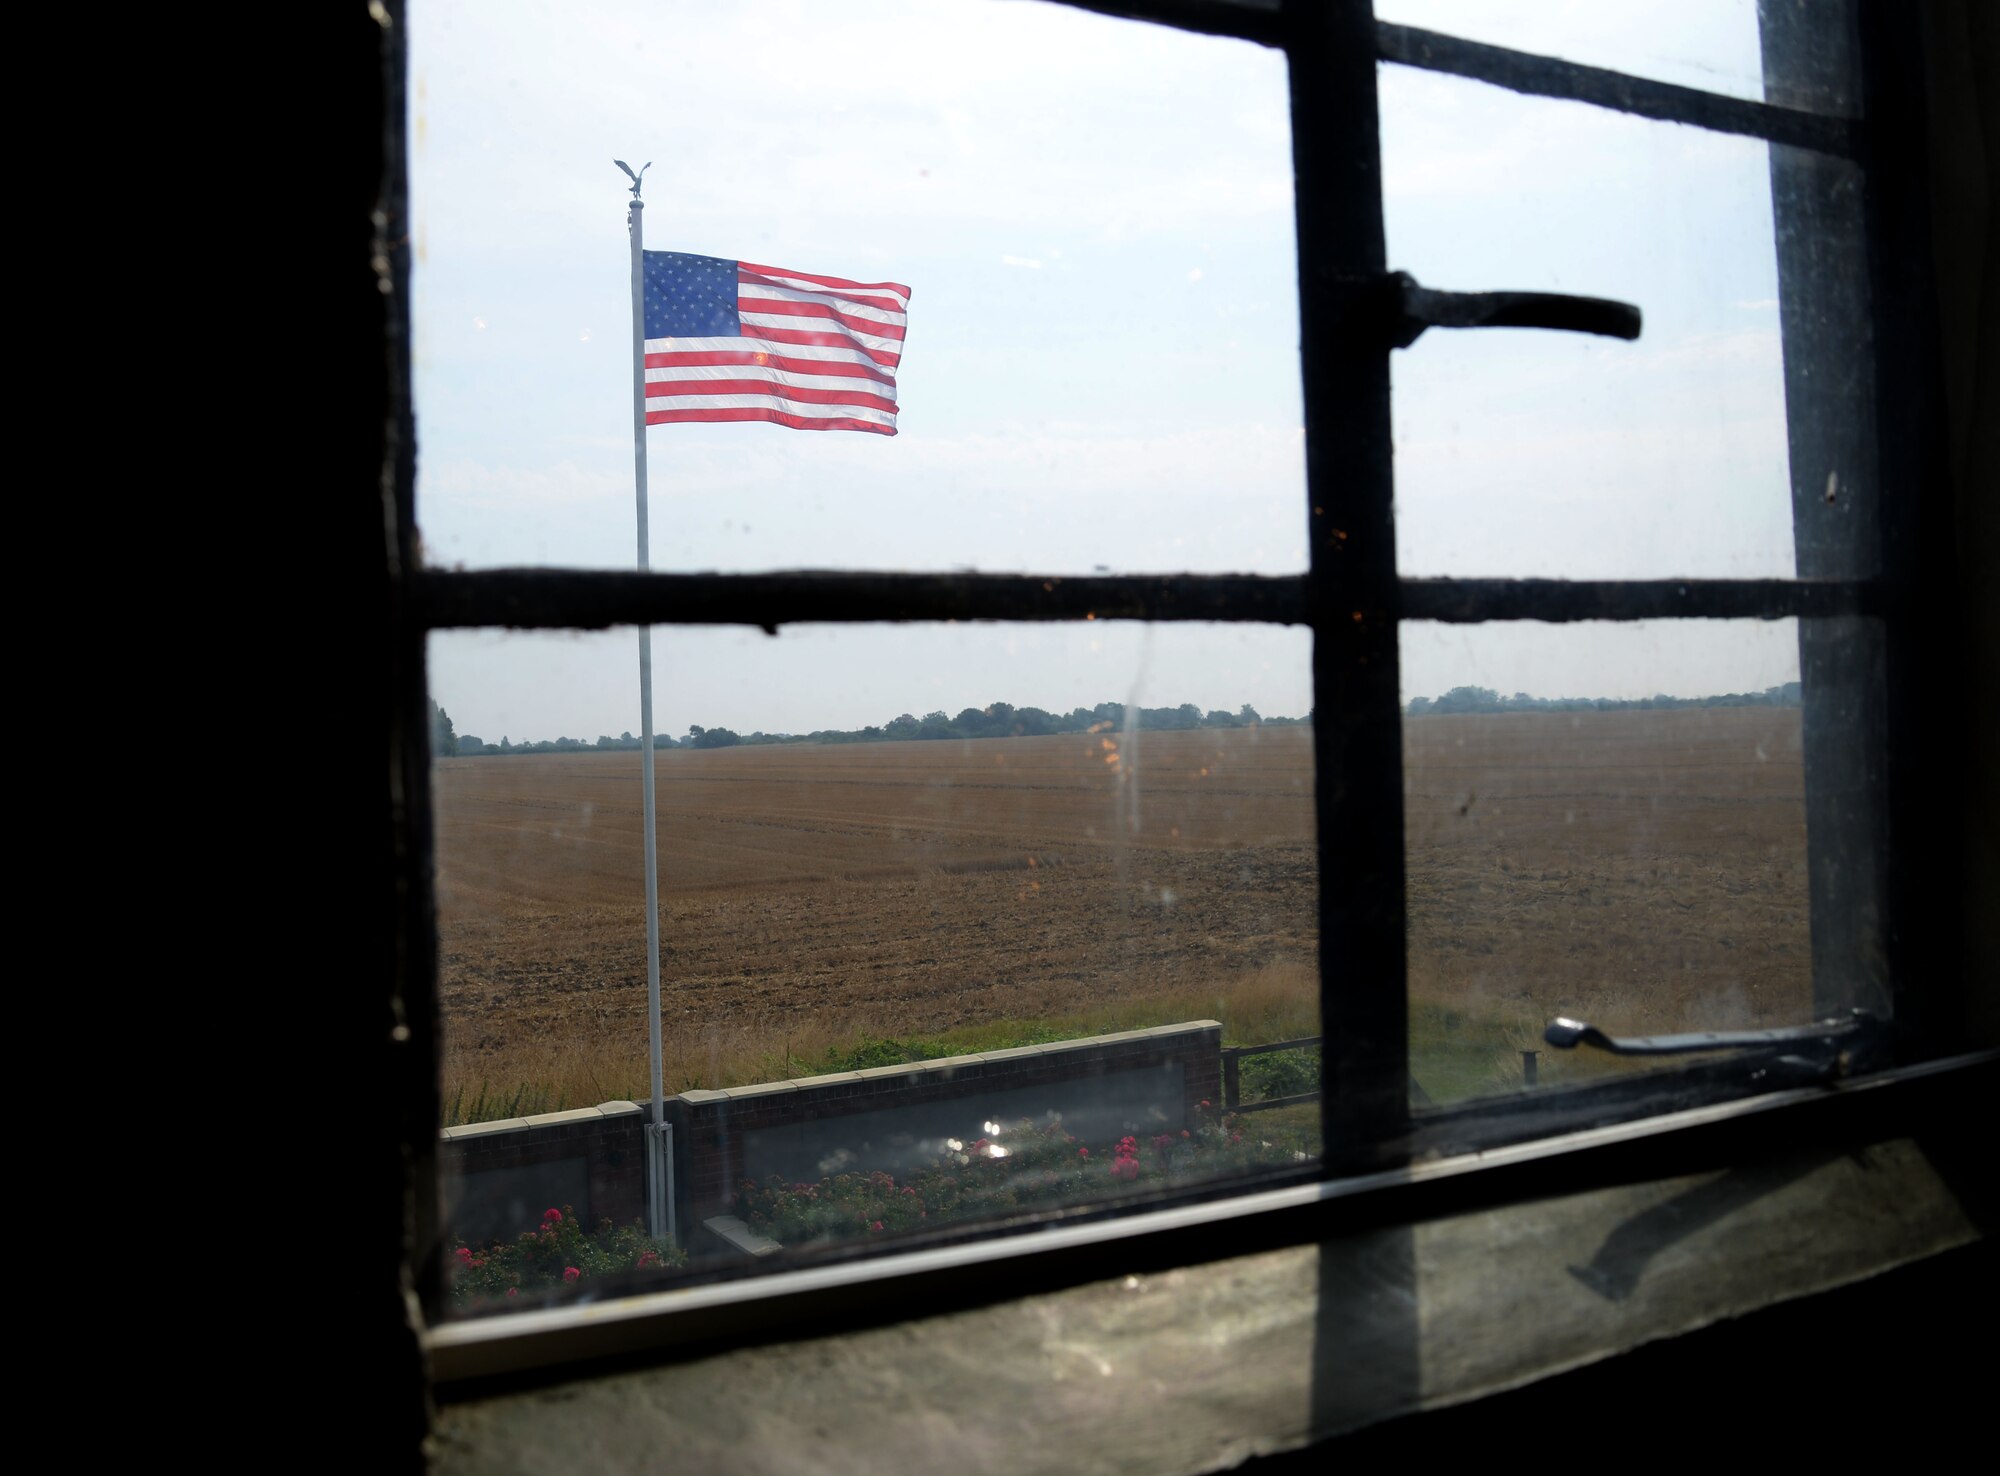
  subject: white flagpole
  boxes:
[623,166,671,1244]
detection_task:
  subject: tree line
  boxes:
[1404,682,1803,715]
[431,699,1303,756]
[429,683,1806,757]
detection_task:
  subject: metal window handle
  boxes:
[1543,1009,1878,1057]
[1391,271,1642,349]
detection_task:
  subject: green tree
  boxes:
[428,697,457,757]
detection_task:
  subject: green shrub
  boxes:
[1240,1047,1320,1102]
[447,1205,684,1309]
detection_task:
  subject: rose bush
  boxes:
[736,1104,1310,1247]
[446,1204,685,1309]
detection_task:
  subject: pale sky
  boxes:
[411,0,1806,743]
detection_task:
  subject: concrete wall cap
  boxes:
[785,1071,864,1089]
[441,1117,531,1140]
[657,1022,1222,1115]
[722,1080,799,1100]
[853,1063,925,1081]
[524,1107,606,1128]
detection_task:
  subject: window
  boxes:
[375,0,1973,1382]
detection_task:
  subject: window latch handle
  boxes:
[1391,272,1642,348]
[1544,1008,1881,1059]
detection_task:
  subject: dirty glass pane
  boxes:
[1379,68,1874,580]
[428,621,1319,1316]
[1400,617,1885,1106]
[408,0,1304,576]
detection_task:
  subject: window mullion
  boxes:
[1400,577,1882,624]
[412,569,1308,631]
[1288,0,1410,1157]
[1375,19,1862,158]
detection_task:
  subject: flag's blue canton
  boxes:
[643,251,741,339]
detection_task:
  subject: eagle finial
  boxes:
[613,159,652,199]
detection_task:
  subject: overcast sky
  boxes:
[412,0,1806,742]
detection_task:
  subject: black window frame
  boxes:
[374,0,1976,1387]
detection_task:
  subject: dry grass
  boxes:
[440,956,1322,1124]
[433,710,1811,1119]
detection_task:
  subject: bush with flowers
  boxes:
[735,1102,1311,1248]
[446,1205,685,1309]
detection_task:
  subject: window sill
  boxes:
[429,1051,1995,1467]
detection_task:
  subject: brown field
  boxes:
[433,707,1811,1113]
[1401,706,1812,1092]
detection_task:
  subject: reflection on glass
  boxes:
[431,622,1318,1315]
[1398,619,1852,1105]
[409,0,1303,576]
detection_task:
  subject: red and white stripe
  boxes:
[646,261,910,435]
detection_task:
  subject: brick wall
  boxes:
[666,1022,1224,1226]
[438,1023,1225,1246]
[439,1101,647,1246]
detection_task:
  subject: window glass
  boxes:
[408,0,1304,576]
[1399,617,1883,1105]
[429,621,1318,1315]
[403,0,1903,1341]
[1379,69,1859,580]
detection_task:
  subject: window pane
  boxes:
[1381,69,1870,580]
[428,621,1318,1315]
[1377,0,1862,117]
[1400,617,1885,1106]
[409,0,1304,576]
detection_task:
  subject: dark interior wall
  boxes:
[1923,0,1999,1048]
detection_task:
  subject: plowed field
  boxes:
[433,709,1812,1106]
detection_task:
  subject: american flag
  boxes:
[642,251,910,436]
